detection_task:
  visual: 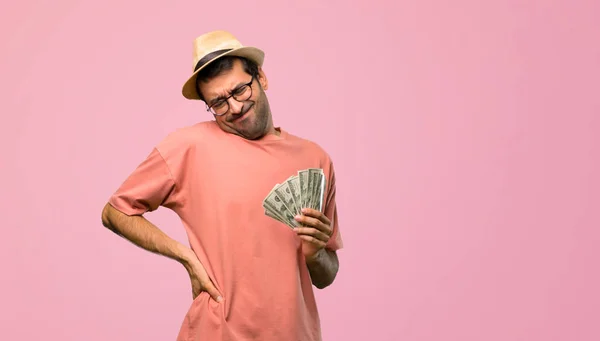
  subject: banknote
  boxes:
[265,208,285,224]
[263,169,326,228]
[262,185,299,228]
[285,175,302,215]
[312,169,325,211]
[298,170,310,210]
[307,168,323,210]
[274,179,299,216]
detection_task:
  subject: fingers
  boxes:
[192,278,223,302]
[300,208,331,226]
[188,260,223,303]
[293,226,330,243]
[298,234,327,249]
[196,266,223,303]
[294,209,333,248]
[294,212,332,237]
[201,279,223,303]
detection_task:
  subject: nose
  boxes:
[228,97,244,114]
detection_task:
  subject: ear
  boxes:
[257,67,268,90]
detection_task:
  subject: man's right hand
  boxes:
[182,253,223,303]
[101,203,223,303]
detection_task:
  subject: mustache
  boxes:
[227,101,254,122]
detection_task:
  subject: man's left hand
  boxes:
[294,208,332,260]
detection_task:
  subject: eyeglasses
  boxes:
[205,76,255,116]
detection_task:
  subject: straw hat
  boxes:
[181,30,265,100]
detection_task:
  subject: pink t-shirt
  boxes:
[108,120,343,341]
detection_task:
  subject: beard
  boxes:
[225,89,271,140]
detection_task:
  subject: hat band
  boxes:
[194,48,233,72]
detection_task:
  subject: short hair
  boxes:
[195,56,259,101]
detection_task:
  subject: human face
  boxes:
[197,59,273,140]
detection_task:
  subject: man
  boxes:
[101,30,343,341]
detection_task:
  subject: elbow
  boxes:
[101,203,123,237]
[101,203,113,229]
[314,253,340,289]
[314,272,337,289]
[324,270,340,289]
[314,281,331,290]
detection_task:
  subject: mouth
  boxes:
[230,103,254,123]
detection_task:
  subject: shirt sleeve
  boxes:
[108,147,178,216]
[323,162,344,251]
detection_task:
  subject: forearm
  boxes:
[101,203,195,266]
[306,248,339,289]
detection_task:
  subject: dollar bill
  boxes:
[265,208,286,224]
[263,168,326,228]
[308,168,323,210]
[307,169,326,211]
[298,170,310,209]
[285,175,302,215]
[263,184,287,221]
[274,179,299,216]
[262,186,299,228]
[315,172,326,211]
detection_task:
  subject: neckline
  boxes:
[244,126,288,144]
[207,120,289,144]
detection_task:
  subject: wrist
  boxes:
[177,244,197,268]
[305,248,324,265]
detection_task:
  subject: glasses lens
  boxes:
[208,80,253,116]
[211,101,228,115]
[233,85,252,101]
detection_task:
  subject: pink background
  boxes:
[1,0,599,340]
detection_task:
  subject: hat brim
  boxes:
[181,46,265,100]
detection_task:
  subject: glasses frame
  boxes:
[205,76,255,116]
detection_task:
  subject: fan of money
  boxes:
[262,168,326,229]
